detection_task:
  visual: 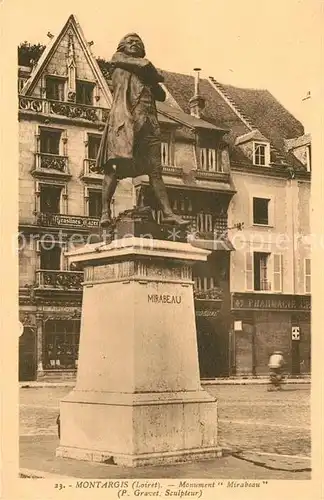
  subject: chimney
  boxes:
[189,67,205,118]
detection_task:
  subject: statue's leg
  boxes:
[100,169,118,227]
[146,135,190,227]
[149,172,189,227]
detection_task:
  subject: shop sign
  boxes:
[196,310,219,317]
[41,306,81,313]
[232,293,311,312]
[195,298,221,318]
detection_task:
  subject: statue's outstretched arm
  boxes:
[111,52,163,84]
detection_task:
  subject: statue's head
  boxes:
[116,33,146,58]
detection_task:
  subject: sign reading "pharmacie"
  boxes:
[232,293,311,311]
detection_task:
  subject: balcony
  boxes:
[35,270,84,290]
[19,96,109,124]
[36,212,99,230]
[162,165,183,176]
[36,153,68,172]
[82,158,103,181]
[195,169,230,182]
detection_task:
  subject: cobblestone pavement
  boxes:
[20,384,310,457]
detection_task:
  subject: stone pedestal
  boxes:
[56,235,221,466]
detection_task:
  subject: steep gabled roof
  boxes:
[161,70,250,143]
[161,69,305,169]
[209,78,304,152]
[21,14,112,106]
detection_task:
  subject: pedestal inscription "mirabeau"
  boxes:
[148,294,182,304]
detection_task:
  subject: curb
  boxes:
[232,451,311,473]
[202,378,311,385]
[20,378,311,388]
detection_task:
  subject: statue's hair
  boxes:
[116,33,146,57]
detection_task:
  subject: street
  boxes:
[20,383,310,457]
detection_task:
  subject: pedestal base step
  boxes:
[56,445,223,467]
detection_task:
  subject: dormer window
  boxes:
[235,131,270,167]
[46,76,65,101]
[76,80,94,105]
[253,142,270,166]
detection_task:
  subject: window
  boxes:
[197,213,213,232]
[88,190,102,218]
[161,141,171,166]
[46,77,65,101]
[245,252,283,292]
[88,135,101,160]
[40,243,61,270]
[40,185,62,214]
[40,129,61,155]
[200,148,217,171]
[253,142,268,166]
[253,252,271,291]
[44,320,80,370]
[304,258,311,294]
[76,80,94,105]
[253,197,270,225]
[171,196,192,214]
[194,276,215,291]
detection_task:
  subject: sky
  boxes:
[6,0,323,131]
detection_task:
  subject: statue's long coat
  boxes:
[96,52,166,172]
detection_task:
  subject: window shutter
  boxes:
[269,198,275,227]
[272,254,283,292]
[245,252,254,291]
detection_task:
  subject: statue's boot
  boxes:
[100,172,118,227]
[100,210,113,227]
[149,175,190,227]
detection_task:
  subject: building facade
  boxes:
[18,15,311,381]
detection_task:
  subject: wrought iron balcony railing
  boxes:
[83,158,103,177]
[36,212,99,229]
[19,96,109,123]
[35,270,84,290]
[35,153,68,173]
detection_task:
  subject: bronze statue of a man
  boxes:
[96,33,189,227]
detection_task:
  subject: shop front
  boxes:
[19,302,82,381]
[230,293,311,376]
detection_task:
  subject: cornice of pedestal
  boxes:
[65,236,211,267]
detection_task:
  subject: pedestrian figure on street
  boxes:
[56,413,60,439]
[268,351,285,391]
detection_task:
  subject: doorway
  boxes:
[19,327,36,381]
